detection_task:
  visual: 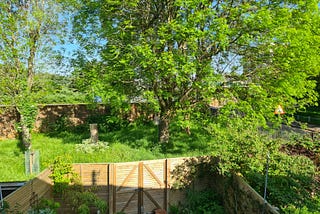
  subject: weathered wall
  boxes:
[224,174,279,214]
[4,157,279,214]
[0,107,19,139]
[0,104,109,139]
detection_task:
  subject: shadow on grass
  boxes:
[99,124,158,148]
[45,130,89,145]
[44,123,157,147]
[43,122,212,156]
[16,139,26,153]
[163,124,213,155]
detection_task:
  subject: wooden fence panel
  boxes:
[73,164,109,201]
[109,162,139,214]
[4,157,279,214]
[142,159,167,213]
[4,169,52,213]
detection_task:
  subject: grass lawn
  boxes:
[0,135,159,182]
[0,123,319,213]
[0,124,210,182]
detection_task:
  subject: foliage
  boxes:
[28,198,60,214]
[72,0,320,144]
[244,140,319,213]
[33,72,87,104]
[46,115,75,134]
[44,108,130,136]
[247,154,317,209]
[16,103,38,131]
[48,156,107,214]
[170,156,217,189]
[49,156,80,194]
[75,139,109,153]
[207,101,278,174]
[0,201,10,213]
[63,185,107,214]
[169,189,224,214]
[0,0,72,149]
[205,98,319,212]
[282,204,320,214]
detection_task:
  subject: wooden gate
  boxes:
[109,160,169,214]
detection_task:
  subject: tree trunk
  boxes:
[158,116,170,144]
[185,113,191,135]
[20,114,31,150]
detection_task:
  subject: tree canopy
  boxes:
[72,0,320,143]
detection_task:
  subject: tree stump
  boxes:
[90,123,98,144]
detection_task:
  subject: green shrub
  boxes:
[28,198,60,214]
[0,201,10,213]
[48,156,107,214]
[63,186,107,214]
[49,156,79,194]
[282,204,320,214]
[169,189,224,214]
[246,154,318,213]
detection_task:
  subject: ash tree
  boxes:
[72,0,320,143]
[0,0,71,149]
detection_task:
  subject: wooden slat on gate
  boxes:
[108,159,170,214]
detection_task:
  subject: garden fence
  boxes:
[4,157,279,214]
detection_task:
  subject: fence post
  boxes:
[25,150,40,175]
[138,162,144,214]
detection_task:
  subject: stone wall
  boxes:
[224,174,279,214]
[0,104,109,139]
[0,107,19,139]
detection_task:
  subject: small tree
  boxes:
[0,0,70,149]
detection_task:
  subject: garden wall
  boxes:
[224,174,279,214]
[0,107,19,139]
[3,157,279,214]
[0,103,154,140]
[0,104,109,139]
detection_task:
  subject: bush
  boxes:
[49,156,107,214]
[169,189,224,214]
[245,154,318,213]
[28,198,60,214]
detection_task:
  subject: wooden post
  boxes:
[138,162,144,214]
[164,159,170,212]
[29,151,34,174]
[90,123,98,144]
